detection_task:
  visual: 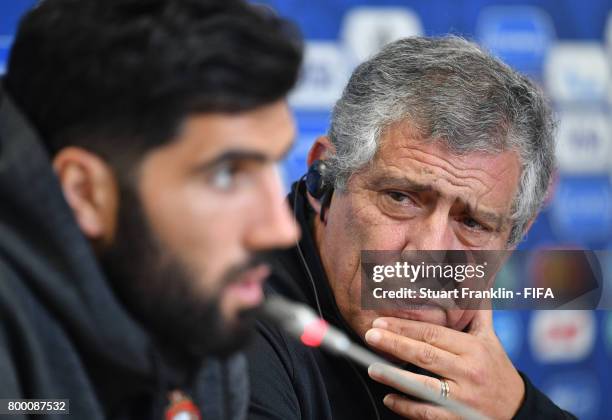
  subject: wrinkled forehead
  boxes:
[364,119,522,214]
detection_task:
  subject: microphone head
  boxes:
[263,294,340,348]
[262,295,320,338]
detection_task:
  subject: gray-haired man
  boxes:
[247,37,573,419]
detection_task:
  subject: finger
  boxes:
[365,328,464,379]
[372,317,475,355]
[368,363,455,402]
[467,305,494,336]
[383,394,458,420]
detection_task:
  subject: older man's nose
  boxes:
[410,213,455,251]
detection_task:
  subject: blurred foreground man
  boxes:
[0,0,301,418]
[247,37,575,419]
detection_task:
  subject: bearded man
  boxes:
[0,0,302,418]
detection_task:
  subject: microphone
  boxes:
[263,295,490,420]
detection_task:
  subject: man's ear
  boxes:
[306,136,335,216]
[52,147,119,247]
[307,135,334,167]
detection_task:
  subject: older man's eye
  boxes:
[462,217,488,231]
[387,191,415,204]
[378,190,421,219]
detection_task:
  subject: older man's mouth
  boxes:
[374,295,457,326]
[377,306,448,326]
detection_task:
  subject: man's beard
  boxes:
[99,185,259,359]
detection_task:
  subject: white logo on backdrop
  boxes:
[545,43,609,102]
[341,7,423,64]
[604,11,612,53]
[555,110,611,173]
[529,310,596,363]
[476,5,555,77]
[288,42,352,110]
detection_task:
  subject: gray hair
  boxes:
[327,36,555,245]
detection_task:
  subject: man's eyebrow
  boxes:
[192,140,294,173]
[464,202,507,228]
[368,173,434,193]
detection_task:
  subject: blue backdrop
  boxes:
[1,1,611,418]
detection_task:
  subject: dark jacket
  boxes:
[246,180,576,420]
[0,85,248,420]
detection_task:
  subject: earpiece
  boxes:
[305,160,329,199]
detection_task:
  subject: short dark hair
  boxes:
[4,0,302,160]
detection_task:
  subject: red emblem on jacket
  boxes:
[165,390,202,420]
